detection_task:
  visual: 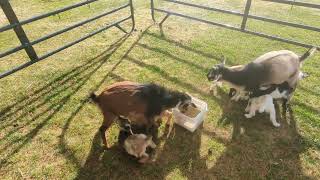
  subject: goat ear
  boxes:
[191,102,197,108]
[185,92,192,97]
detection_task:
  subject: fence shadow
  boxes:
[0,34,129,168]
[145,31,222,62]
[139,29,314,178]
[74,26,220,179]
[206,91,312,179]
[75,27,313,179]
[76,124,208,179]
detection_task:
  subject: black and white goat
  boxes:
[207,47,317,104]
[244,82,293,127]
[244,71,308,127]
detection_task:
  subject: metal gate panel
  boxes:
[0,0,135,79]
[151,0,320,50]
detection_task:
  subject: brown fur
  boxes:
[91,81,148,148]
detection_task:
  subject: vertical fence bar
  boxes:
[0,0,38,61]
[241,0,252,30]
[129,0,135,32]
[151,0,156,21]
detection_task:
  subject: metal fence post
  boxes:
[151,0,155,22]
[129,0,135,32]
[0,0,38,61]
[241,0,252,30]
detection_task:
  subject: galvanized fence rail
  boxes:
[151,0,320,50]
[0,0,135,79]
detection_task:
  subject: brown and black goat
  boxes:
[90,81,194,149]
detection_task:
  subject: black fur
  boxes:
[249,81,293,98]
[207,63,270,92]
[89,92,99,103]
[118,117,147,146]
[118,123,154,160]
[228,88,237,97]
[118,125,148,146]
[219,63,269,91]
[136,83,191,120]
[210,64,295,98]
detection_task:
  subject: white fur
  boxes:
[298,71,308,80]
[245,88,288,127]
[124,134,156,163]
[245,94,279,127]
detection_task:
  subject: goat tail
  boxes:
[300,47,317,62]
[89,92,99,103]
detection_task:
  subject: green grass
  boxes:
[0,0,320,179]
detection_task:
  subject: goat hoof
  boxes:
[138,157,149,164]
[273,123,280,127]
[209,89,215,95]
[244,114,252,118]
[102,145,110,151]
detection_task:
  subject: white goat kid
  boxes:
[124,134,156,163]
[245,94,278,126]
[245,91,286,127]
[244,80,297,127]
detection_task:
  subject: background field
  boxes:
[0,0,320,179]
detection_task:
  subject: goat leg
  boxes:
[245,99,256,118]
[282,98,289,112]
[163,111,174,138]
[138,153,149,164]
[245,99,252,113]
[100,111,117,149]
[269,103,280,127]
[229,88,237,97]
[151,124,159,144]
[99,125,108,148]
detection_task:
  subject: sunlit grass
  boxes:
[0,0,319,179]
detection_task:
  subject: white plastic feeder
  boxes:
[173,97,208,132]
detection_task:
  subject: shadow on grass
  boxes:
[75,23,317,179]
[0,34,130,168]
[75,27,313,179]
[57,26,156,172]
[1,24,313,179]
[76,86,312,179]
[208,90,312,179]
[76,124,208,179]
[74,27,219,179]
[136,42,210,72]
[145,31,222,62]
